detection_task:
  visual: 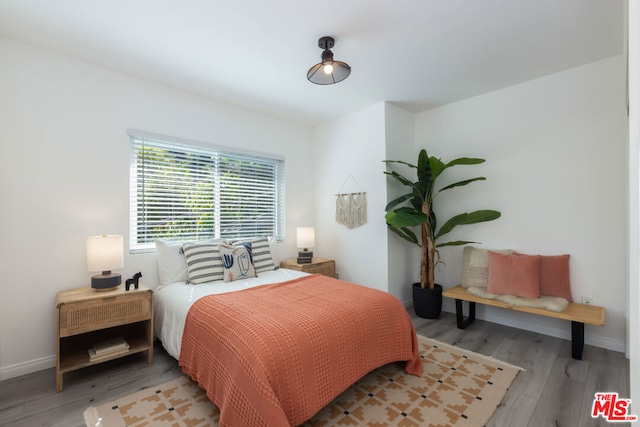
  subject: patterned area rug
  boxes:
[84,335,522,427]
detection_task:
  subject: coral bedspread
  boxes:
[179,274,422,427]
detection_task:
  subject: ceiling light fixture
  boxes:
[307,36,351,85]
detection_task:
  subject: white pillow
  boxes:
[155,239,189,287]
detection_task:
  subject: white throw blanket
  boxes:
[466,286,569,312]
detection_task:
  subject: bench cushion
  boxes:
[467,286,569,312]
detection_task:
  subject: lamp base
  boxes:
[91,273,121,291]
[297,251,313,264]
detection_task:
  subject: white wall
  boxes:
[384,103,417,304]
[415,55,627,352]
[312,103,389,292]
[0,34,630,381]
[0,38,314,379]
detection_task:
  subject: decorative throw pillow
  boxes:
[461,246,514,288]
[182,241,225,284]
[155,239,189,287]
[219,243,257,282]
[486,251,541,299]
[227,237,276,273]
[538,254,572,301]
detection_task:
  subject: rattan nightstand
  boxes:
[55,284,153,392]
[280,258,336,278]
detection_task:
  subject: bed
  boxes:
[153,242,422,427]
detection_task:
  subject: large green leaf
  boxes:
[383,159,417,169]
[410,197,423,212]
[429,210,437,238]
[400,227,419,245]
[434,210,501,240]
[434,157,485,183]
[415,151,432,198]
[386,209,428,228]
[445,157,485,167]
[438,177,486,193]
[429,156,446,180]
[384,170,420,191]
[385,193,415,212]
[436,240,479,248]
[388,226,420,246]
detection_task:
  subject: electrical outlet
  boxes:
[582,296,594,305]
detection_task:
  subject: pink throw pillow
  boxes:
[487,252,540,298]
[539,254,572,301]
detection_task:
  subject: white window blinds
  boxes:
[129,132,285,252]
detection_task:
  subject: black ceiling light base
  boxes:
[318,36,334,50]
[307,36,351,85]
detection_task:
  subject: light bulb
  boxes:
[323,63,333,74]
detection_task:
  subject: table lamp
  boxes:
[296,227,315,264]
[87,235,124,291]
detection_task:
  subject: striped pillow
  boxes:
[182,241,225,284]
[227,237,276,273]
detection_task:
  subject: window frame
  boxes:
[128,129,285,253]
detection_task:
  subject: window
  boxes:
[129,130,285,252]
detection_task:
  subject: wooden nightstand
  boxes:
[280,258,336,278]
[55,284,153,392]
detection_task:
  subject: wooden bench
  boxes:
[442,285,605,360]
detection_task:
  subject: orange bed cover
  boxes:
[179,274,422,426]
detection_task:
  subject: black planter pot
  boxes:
[412,283,443,319]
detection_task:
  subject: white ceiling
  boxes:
[0,0,624,126]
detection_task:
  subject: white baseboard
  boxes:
[0,354,55,381]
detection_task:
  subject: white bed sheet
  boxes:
[154,268,310,359]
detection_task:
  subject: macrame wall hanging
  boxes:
[335,175,367,229]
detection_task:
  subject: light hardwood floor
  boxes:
[0,312,630,427]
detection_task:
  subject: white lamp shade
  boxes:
[296,227,315,249]
[86,235,124,272]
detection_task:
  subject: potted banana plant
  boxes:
[384,149,501,318]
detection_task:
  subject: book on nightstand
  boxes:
[88,346,130,362]
[93,337,129,355]
[88,337,130,361]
